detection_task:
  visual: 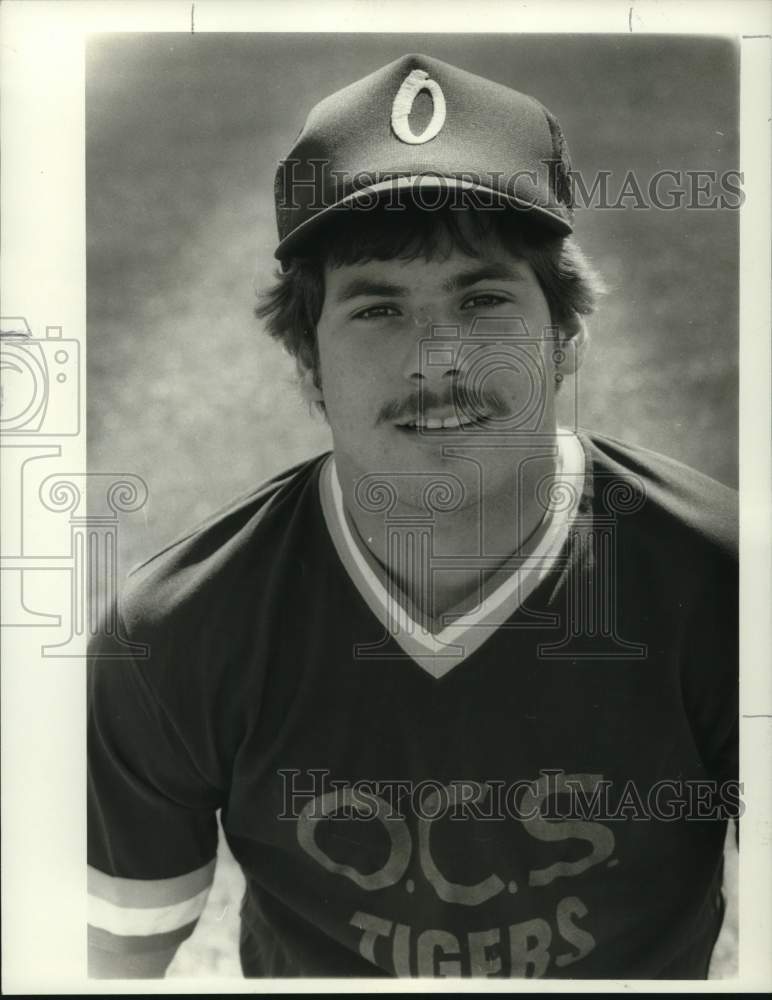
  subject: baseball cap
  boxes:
[273,53,574,262]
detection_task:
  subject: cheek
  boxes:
[467,343,548,397]
[317,333,390,414]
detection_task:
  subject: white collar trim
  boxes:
[321,432,586,678]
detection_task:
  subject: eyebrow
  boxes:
[443,264,526,293]
[334,279,407,303]
[333,263,526,304]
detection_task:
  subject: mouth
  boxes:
[393,411,494,433]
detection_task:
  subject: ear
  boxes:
[296,360,325,408]
[553,315,589,375]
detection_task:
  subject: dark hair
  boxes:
[256,197,605,403]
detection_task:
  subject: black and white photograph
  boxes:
[2,1,771,991]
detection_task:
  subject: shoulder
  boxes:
[119,452,329,639]
[577,429,737,565]
[89,458,330,774]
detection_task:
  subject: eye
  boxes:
[461,293,510,310]
[352,304,402,320]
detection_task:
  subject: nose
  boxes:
[400,321,462,384]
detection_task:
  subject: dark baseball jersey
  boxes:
[88,429,739,978]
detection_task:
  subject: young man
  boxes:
[88,54,739,979]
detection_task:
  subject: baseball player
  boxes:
[87,54,739,979]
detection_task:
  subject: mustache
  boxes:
[377,384,510,425]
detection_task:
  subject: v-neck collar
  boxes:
[318,432,587,679]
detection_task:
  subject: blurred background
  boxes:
[86,33,739,978]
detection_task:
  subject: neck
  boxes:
[334,438,560,628]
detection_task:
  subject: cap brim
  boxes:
[274,176,572,261]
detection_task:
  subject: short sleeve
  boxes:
[88,604,222,958]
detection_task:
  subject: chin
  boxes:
[355,446,483,513]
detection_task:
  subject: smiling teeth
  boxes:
[404,414,478,430]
